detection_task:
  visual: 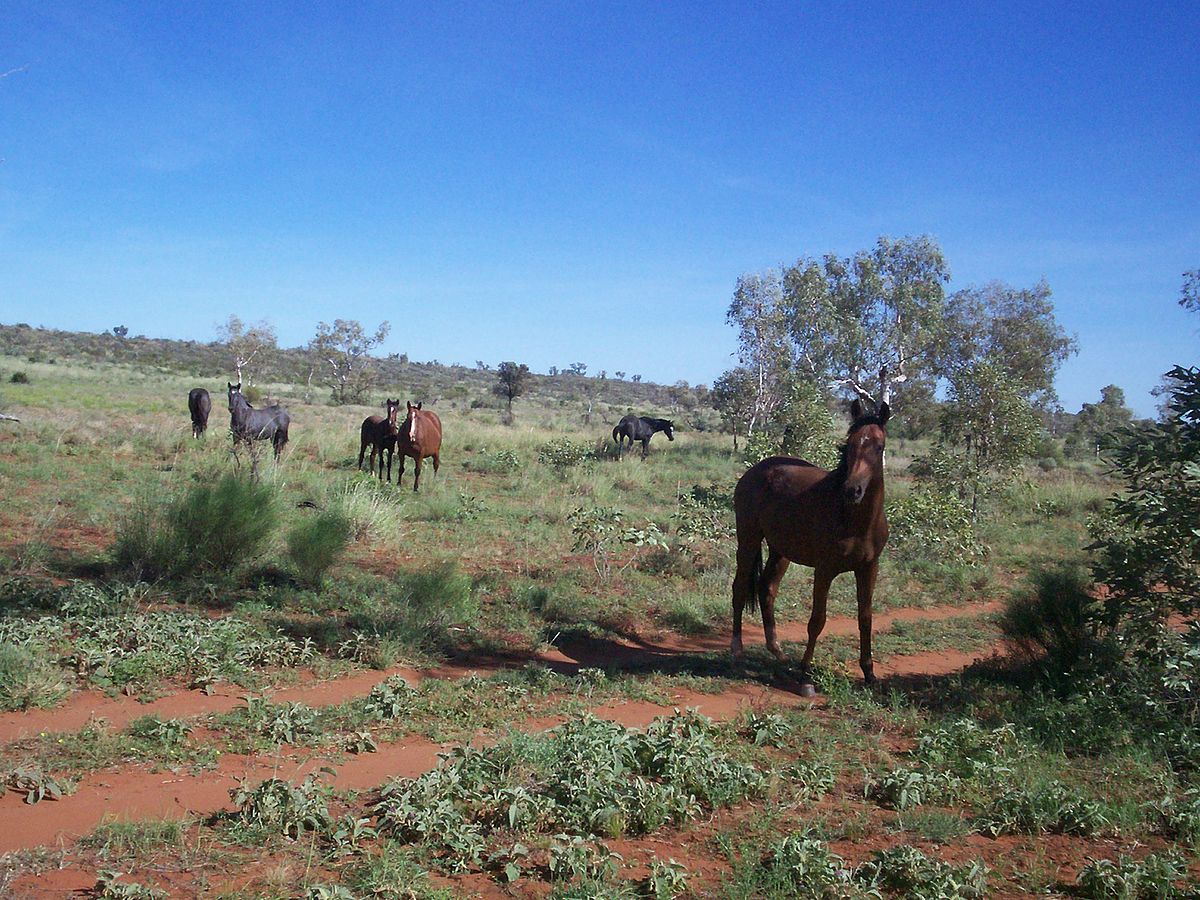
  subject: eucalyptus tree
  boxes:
[309,319,391,405]
[217,315,277,386]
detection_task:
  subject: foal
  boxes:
[358,398,401,481]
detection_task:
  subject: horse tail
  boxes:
[612,425,621,443]
[744,542,763,614]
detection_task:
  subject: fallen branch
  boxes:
[0,412,19,422]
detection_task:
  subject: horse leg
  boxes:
[396,454,406,488]
[730,536,762,660]
[759,547,790,662]
[640,438,649,459]
[431,451,440,475]
[358,439,367,471]
[855,561,879,686]
[385,446,393,483]
[412,456,422,492]
[798,567,835,694]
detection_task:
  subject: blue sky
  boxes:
[1,2,1196,415]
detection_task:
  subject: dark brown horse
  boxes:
[188,387,211,438]
[358,398,401,481]
[731,399,889,695]
[396,401,442,492]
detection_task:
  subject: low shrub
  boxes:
[1075,852,1188,899]
[1000,563,1101,672]
[887,487,983,564]
[286,509,351,586]
[0,643,68,711]
[538,438,594,469]
[113,474,279,580]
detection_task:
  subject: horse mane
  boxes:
[829,412,889,486]
[641,416,672,428]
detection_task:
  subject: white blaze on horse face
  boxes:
[410,415,418,442]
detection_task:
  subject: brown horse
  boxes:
[396,401,442,492]
[358,398,401,481]
[731,399,889,696]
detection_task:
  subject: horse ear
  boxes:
[416,402,422,410]
[850,398,864,420]
[878,401,891,426]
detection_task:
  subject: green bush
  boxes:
[976,781,1109,837]
[287,509,351,586]
[9,371,28,384]
[1000,564,1101,673]
[538,438,594,469]
[1075,852,1188,899]
[887,487,982,564]
[857,845,988,898]
[113,474,279,580]
[0,644,68,711]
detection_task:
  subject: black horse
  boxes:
[227,382,290,461]
[188,388,211,438]
[613,414,675,459]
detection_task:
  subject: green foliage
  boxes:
[113,473,280,581]
[870,767,960,811]
[468,448,521,473]
[242,695,320,744]
[9,370,29,384]
[999,563,1101,672]
[1090,365,1200,625]
[975,781,1109,837]
[644,858,690,899]
[673,484,734,547]
[0,643,68,711]
[286,509,352,586]
[539,438,595,469]
[1066,384,1135,460]
[886,486,982,564]
[857,845,988,899]
[229,775,332,840]
[1075,852,1188,899]
[7,765,71,804]
[931,361,1043,517]
[127,715,191,748]
[762,835,852,897]
[373,710,764,874]
[94,871,168,900]
[1154,787,1200,847]
[0,593,316,691]
[568,506,667,580]
[493,361,532,415]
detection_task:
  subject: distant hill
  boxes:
[0,322,718,428]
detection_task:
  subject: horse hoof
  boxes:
[798,682,817,698]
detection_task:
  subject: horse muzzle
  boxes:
[844,482,867,504]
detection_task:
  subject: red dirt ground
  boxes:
[0,600,999,858]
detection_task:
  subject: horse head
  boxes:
[227,382,247,411]
[663,420,676,441]
[842,399,890,504]
[405,401,423,441]
[385,398,400,432]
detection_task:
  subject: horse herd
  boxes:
[186,387,677,490]
[185,384,891,694]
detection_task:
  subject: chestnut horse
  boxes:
[731,399,889,696]
[396,401,441,492]
[358,398,401,481]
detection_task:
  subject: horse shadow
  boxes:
[456,626,821,698]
